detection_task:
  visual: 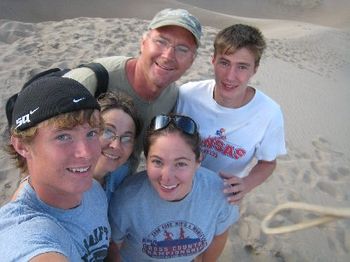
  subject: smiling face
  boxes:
[13,111,101,207]
[139,26,196,92]
[146,132,200,202]
[212,47,258,108]
[94,109,135,182]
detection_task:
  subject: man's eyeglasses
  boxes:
[101,128,134,145]
[150,114,198,135]
[149,35,194,59]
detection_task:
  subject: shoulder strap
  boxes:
[78,62,109,98]
[22,68,66,89]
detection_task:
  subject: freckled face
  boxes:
[146,132,200,201]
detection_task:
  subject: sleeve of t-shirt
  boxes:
[7,218,72,261]
[108,187,129,244]
[63,67,98,95]
[215,204,240,236]
[255,108,287,161]
[175,82,191,114]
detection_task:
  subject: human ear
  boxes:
[140,32,149,54]
[211,54,216,65]
[11,136,31,159]
[195,152,204,169]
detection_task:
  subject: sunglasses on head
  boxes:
[150,114,198,135]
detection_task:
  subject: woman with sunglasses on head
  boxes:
[107,114,238,261]
[94,91,142,203]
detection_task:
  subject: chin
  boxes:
[75,179,93,193]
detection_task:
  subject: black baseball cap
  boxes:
[11,77,100,131]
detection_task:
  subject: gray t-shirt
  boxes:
[109,167,239,261]
[0,180,110,261]
[64,56,179,171]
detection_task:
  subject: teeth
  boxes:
[161,184,178,190]
[156,61,174,71]
[69,167,89,173]
[223,82,235,88]
[160,65,173,71]
[103,152,120,160]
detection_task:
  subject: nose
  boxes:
[226,67,238,81]
[160,165,174,183]
[161,45,176,59]
[75,139,98,159]
[109,138,122,149]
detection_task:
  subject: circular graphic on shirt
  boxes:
[142,220,207,259]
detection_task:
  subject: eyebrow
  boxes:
[175,156,192,161]
[156,34,191,48]
[104,123,135,135]
[149,155,192,162]
[218,57,230,63]
[237,62,251,67]
[219,57,251,67]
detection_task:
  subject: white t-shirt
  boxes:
[176,79,286,177]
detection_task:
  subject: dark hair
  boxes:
[143,118,201,161]
[97,91,142,139]
[214,24,266,66]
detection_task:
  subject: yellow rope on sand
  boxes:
[261,202,350,235]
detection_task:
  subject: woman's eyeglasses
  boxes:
[150,115,198,135]
[101,128,134,145]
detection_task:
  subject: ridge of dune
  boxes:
[0,6,349,261]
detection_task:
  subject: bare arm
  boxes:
[200,230,229,262]
[221,160,276,204]
[104,241,122,262]
[30,252,69,262]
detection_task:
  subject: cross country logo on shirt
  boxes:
[142,220,207,259]
[201,128,246,160]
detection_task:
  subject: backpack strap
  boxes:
[78,62,109,98]
[6,93,18,127]
[22,68,67,89]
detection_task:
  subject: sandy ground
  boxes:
[0,0,349,261]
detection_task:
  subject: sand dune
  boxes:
[0,1,349,261]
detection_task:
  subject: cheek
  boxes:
[177,171,193,184]
[99,138,110,150]
[179,165,198,182]
[123,146,133,159]
[89,140,102,159]
[146,164,160,181]
[214,67,225,79]
[178,59,193,73]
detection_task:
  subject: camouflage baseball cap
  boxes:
[148,8,202,46]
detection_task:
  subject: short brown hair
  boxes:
[97,91,142,139]
[214,24,266,66]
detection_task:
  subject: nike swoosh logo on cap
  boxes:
[30,107,39,114]
[73,97,86,103]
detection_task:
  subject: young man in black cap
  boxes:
[0,77,110,261]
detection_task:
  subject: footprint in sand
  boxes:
[312,137,344,160]
[326,225,350,255]
[297,168,314,184]
[317,178,349,201]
